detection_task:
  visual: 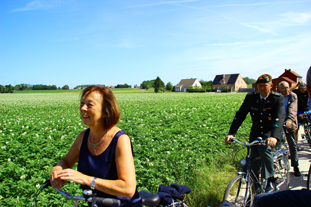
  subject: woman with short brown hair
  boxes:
[50,85,142,206]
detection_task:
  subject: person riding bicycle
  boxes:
[50,85,142,207]
[253,66,311,207]
[291,81,310,146]
[225,74,285,193]
[278,81,301,177]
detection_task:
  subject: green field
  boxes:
[0,92,252,206]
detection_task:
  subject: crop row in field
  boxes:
[0,92,251,206]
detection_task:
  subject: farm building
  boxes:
[211,74,247,92]
[175,78,202,92]
[252,69,302,92]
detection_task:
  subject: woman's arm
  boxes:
[55,132,137,198]
[50,130,85,189]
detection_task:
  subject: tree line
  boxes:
[0,84,70,93]
[1,77,255,94]
[139,76,255,93]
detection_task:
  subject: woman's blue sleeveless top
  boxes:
[78,128,142,207]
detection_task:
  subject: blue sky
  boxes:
[1,0,311,88]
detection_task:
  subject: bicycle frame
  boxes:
[235,146,264,205]
[226,137,290,206]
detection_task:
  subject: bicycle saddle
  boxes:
[139,190,160,207]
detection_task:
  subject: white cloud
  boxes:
[129,0,198,8]
[280,11,311,25]
[211,38,290,47]
[10,0,69,12]
[212,1,311,7]
[213,2,278,7]
[240,23,279,35]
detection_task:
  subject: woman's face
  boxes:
[80,91,105,127]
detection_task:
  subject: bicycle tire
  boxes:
[167,202,188,207]
[307,164,311,190]
[274,154,290,190]
[305,125,311,148]
[223,175,255,207]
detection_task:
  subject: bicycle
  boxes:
[307,164,311,190]
[299,111,311,148]
[222,137,290,207]
[33,179,190,207]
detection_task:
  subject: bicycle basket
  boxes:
[298,113,310,123]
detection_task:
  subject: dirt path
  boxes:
[288,127,311,190]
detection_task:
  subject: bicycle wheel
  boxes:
[305,125,311,148]
[274,154,290,190]
[307,164,311,190]
[167,202,188,207]
[223,175,255,207]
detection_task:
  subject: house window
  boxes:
[213,87,215,90]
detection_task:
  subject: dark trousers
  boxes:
[253,189,311,207]
[284,127,299,167]
[250,145,274,179]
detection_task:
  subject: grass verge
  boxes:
[180,154,238,207]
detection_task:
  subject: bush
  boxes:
[187,89,205,93]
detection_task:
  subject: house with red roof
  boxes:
[252,69,302,92]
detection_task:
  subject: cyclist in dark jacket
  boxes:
[291,81,310,144]
[253,66,311,207]
[225,74,284,193]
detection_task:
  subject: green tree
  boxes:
[14,85,20,91]
[141,82,150,90]
[5,85,13,93]
[0,85,6,93]
[166,82,173,91]
[154,76,165,93]
[140,80,155,90]
[0,85,14,93]
[62,85,69,90]
[243,77,256,85]
[200,80,213,91]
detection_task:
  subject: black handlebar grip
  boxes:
[43,179,51,189]
[93,197,121,206]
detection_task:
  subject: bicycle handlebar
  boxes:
[33,180,121,206]
[56,189,121,206]
[305,110,311,115]
[229,137,267,147]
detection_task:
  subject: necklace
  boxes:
[88,130,109,152]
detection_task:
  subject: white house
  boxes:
[175,78,202,92]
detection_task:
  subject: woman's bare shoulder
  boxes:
[73,129,88,145]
